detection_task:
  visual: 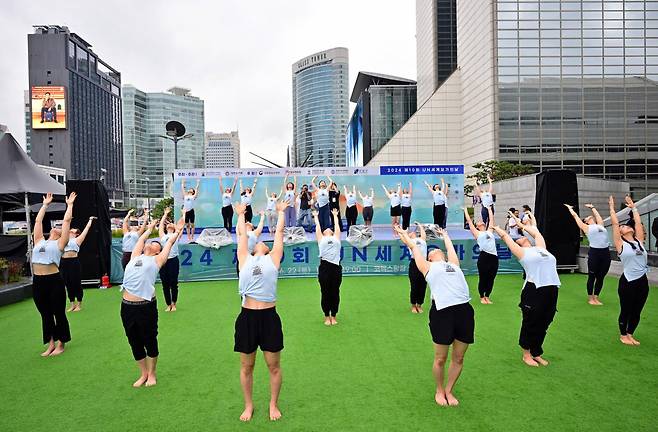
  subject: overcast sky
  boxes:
[0,0,416,166]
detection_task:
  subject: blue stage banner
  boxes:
[110,238,522,283]
[380,165,465,175]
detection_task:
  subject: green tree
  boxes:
[150,197,174,221]
[464,160,536,195]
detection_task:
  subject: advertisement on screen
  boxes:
[31,86,66,129]
[345,99,364,167]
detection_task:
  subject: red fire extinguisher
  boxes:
[100,274,111,289]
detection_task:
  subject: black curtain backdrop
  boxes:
[535,170,580,267]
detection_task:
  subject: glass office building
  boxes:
[292,48,349,167]
[496,0,658,195]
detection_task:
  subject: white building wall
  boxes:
[416,0,437,106]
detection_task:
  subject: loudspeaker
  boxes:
[534,170,580,267]
[66,180,111,283]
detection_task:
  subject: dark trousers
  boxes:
[318,260,342,316]
[433,204,446,228]
[245,205,253,223]
[222,205,234,231]
[121,299,159,361]
[33,273,71,344]
[408,259,427,305]
[159,257,180,305]
[330,206,343,232]
[477,252,499,298]
[60,257,83,302]
[41,107,57,121]
[401,206,412,229]
[318,205,331,232]
[345,206,358,231]
[587,247,611,296]
[518,283,558,357]
[121,252,132,270]
[481,205,495,228]
[618,274,649,335]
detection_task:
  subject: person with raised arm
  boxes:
[61,215,96,312]
[400,182,413,230]
[609,196,649,346]
[233,199,288,422]
[121,216,184,387]
[31,192,76,356]
[181,178,200,242]
[312,208,343,325]
[395,225,474,407]
[492,211,560,367]
[240,177,258,223]
[235,211,266,275]
[265,185,283,234]
[564,203,611,305]
[406,221,428,313]
[311,176,332,231]
[158,207,185,312]
[282,173,297,227]
[121,209,146,269]
[343,184,358,232]
[474,174,495,228]
[382,183,402,232]
[220,176,238,231]
[425,178,448,228]
[464,206,499,305]
[358,188,375,226]
[328,178,343,232]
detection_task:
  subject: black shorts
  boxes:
[390,205,401,217]
[363,206,373,222]
[185,209,195,223]
[429,301,475,345]
[234,307,284,354]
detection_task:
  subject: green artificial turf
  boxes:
[0,274,656,432]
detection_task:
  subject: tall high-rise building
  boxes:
[205,131,240,168]
[28,25,124,204]
[122,85,204,204]
[368,0,658,197]
[292,47,349,167]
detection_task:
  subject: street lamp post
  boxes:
[145,177,151,215]
[159,121,193,197]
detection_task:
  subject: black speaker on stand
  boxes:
[534,170,580,269]
[65,180,112,285]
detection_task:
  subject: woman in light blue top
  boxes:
[265,186,283,233]
[475,174,495,228]
[464,206,498,304]
[121,216,183,388]
[61,215,96,312]
[565,203,611,305]
[240,178,258,223]
[400,182,413,230]
[219,175,238,231]
[609,195,649,346]
[406,221,428,313]
[158,207,185,312]
[181,178,200,242]
[358,188,375,226]
[311,176,332,232]
[313,208,343,326]
[283,173,297,227]
[344,185,359,232]
[425,178,449,228]
[121,209,147,269]
[234,199,288,422]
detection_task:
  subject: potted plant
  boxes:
[0,258,8,284]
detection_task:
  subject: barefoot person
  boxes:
[425,178,448,228]
[265,186,283,233]
[382,183,402,232]
[493,212,560,367]
[61,216,96,312]
[234,200,287,422]
[121,216,183,387]
[220,176,238,231]
[31,192,76,357]
[343,185,358,232]
[475,175,495,228]
[464,206,498,305]
[406,222,428,313]
[240,178,258,223]
[358,188,375,226]
[158,207,184,312]
[609,196,649,346]
[181,178,200,242]
[283,173,297,227]
[311,177,331,231]
[565,203,611,305]
[312,208,343,326]
[395,225,474,407]
[400,182,413,230]
[121,209,146,269]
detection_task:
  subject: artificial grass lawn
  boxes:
[0,274,656,432]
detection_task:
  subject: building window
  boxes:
[68,41,76,69]
[77,48,88,76]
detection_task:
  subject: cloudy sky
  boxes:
[0,0,416,166]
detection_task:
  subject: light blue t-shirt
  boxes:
[520,247,561,288]
[477,231,497,256]
[238,254,279,305]
[426,261,471,311]
[346,193,357,207]
[121,254,158,300]
[64,238,80,253]
[619,240,648,281]
[409,238,428,258]
[433,190,446,205]
[319,236,341,265]
[122,231,140,253]
[161,233,179,258]
[401,193,412,207]
[32,239,62,267]
[316,189,329,207]
[587,224,609,249]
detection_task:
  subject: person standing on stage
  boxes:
[464,206,498,305]
[400,182,413,230]
[475,175,495,228]
[358,188,375,226]
[313,208,343,325]
[328,179,343,232]
[283,173,297,227]
[425,178,448,228]
[395,225,474,407]
[296,184,314,230]
[121,216,183,387]
[121,209,146,270]
[609,196,649,346]
[61,215,96,312]
[220,176,238,231]
[406,221,428,313]
[158,207,185,312]
[311,177,332,231]
[493,211,560,367]
[343,184,358,232]
[565,203,611,306]
[265,186,283,234]
[505,208,522,240]
[181,178,200,242]
[31,192,76,357]
[234,199,288,422]
[240,178,258,223]
[382,183,402,232]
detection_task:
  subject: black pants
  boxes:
[159,257,180,305]
[60,257,83,302]
[433,204,446,228]
[587,247,611,296]
[345,206,358,231]
[245,205,253,223]
[401,206,412,229]
[222,205,234,231]
[330,206,343,232]
[362,206,373,223]
[618,274,649,336]
[408,259,427,305]
[318,260,342,316]
[518,283,558,357]
[33,273,71,344]
[481,205,494,228]
[121,299,159,361]
[121,252,132,270]
[477,252,499,298]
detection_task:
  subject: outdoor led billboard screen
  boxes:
[31,86,66,129]
[345,98,364,167]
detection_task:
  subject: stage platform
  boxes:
[110,226,521,283]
